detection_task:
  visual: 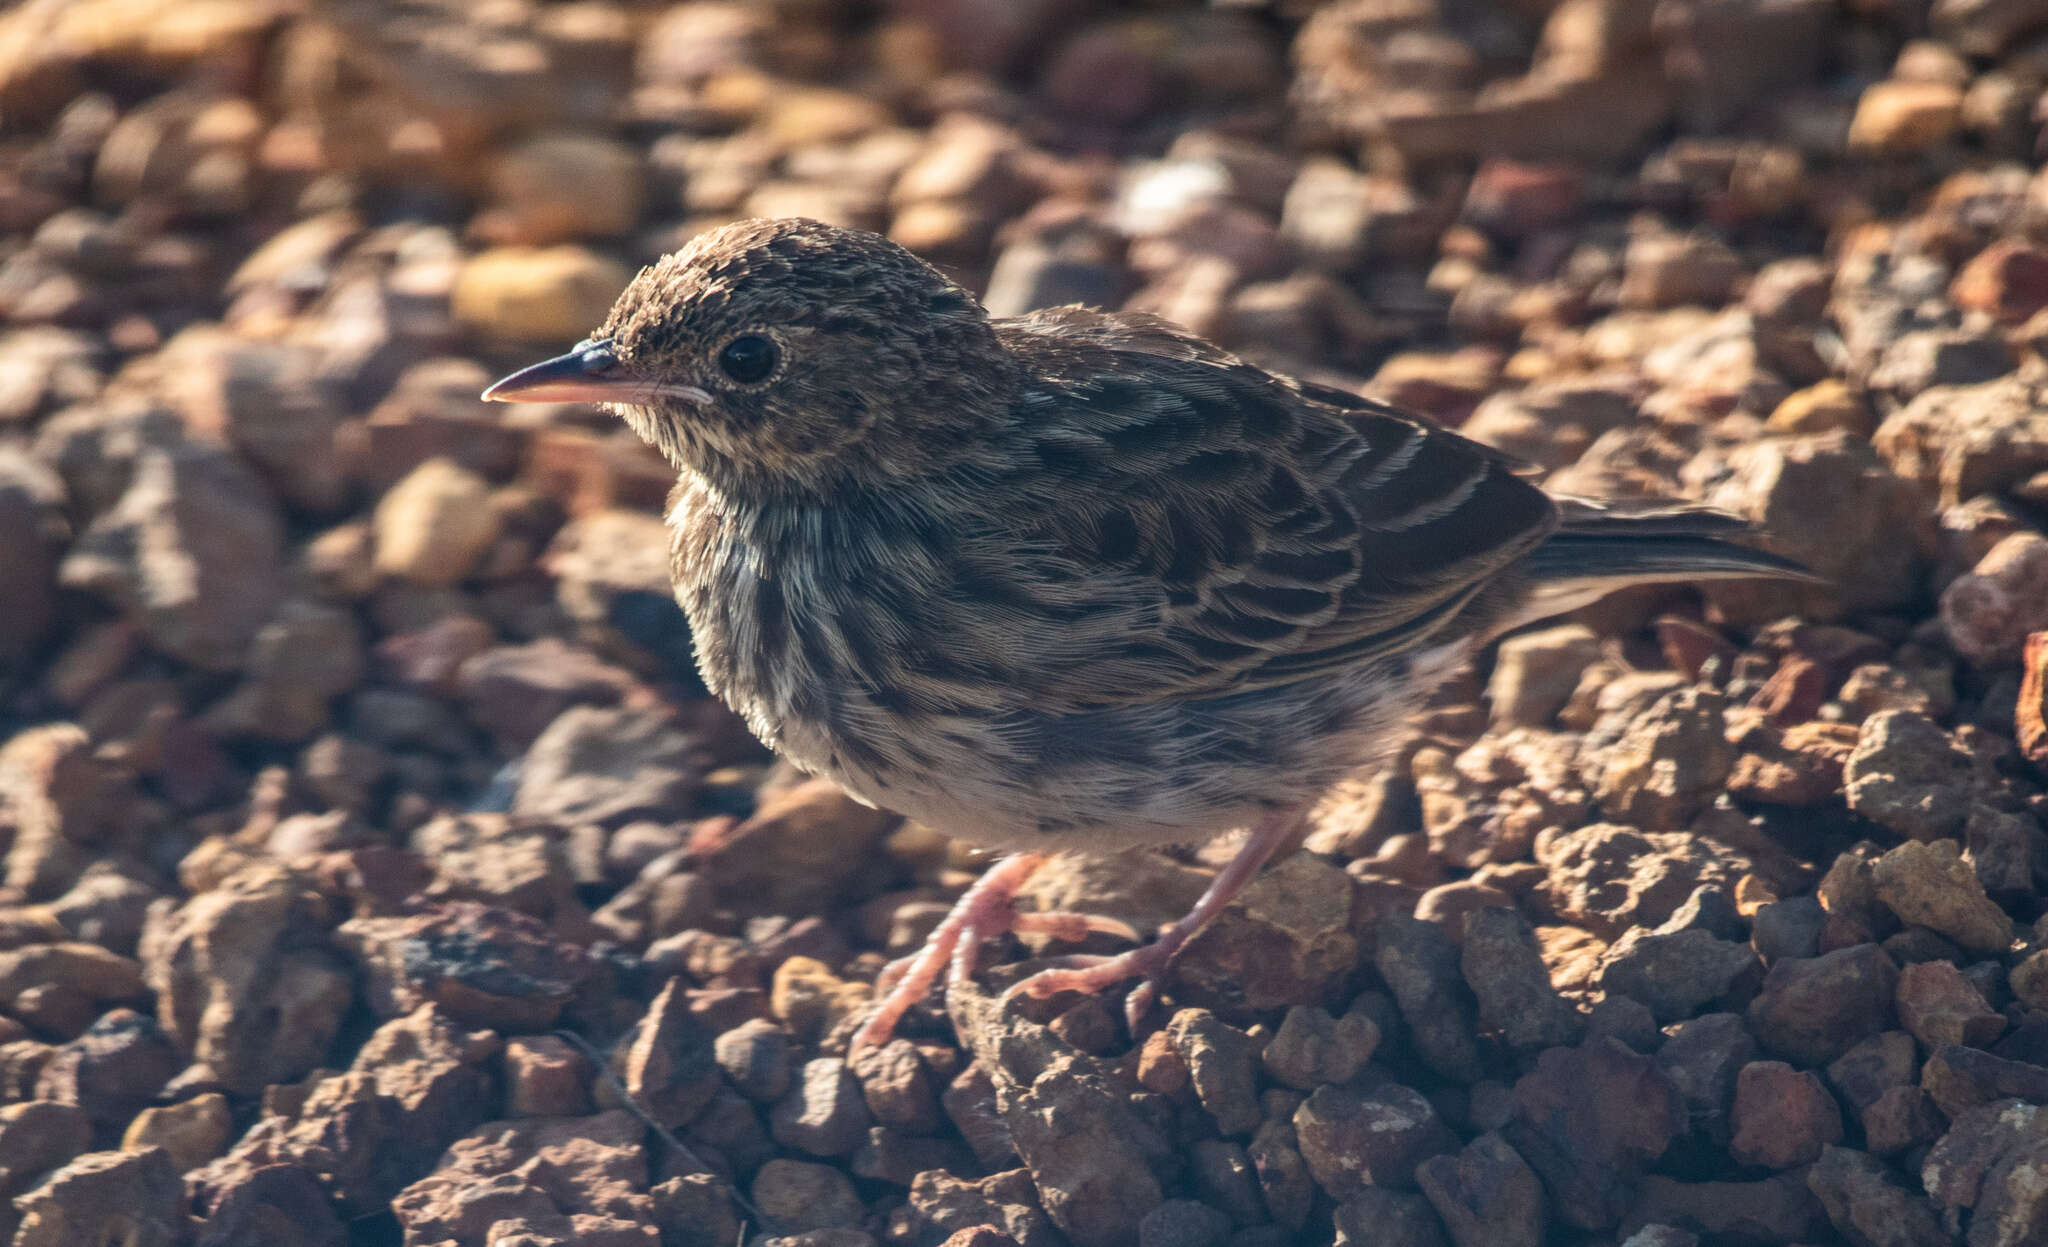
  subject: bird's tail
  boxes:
[1496,500,1820,634]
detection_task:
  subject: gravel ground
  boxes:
[1,1,2047,1245]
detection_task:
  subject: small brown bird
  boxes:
[485,217,1809,1048]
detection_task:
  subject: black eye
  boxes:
[718,334,778,384]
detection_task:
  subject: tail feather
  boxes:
[1498,501,1821,634]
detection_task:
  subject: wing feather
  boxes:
[984,308,1559,709]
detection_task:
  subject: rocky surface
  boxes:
[0,1,2045,1245]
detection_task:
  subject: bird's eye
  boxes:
[717,334,779,384]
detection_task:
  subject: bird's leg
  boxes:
[1004,804,1305,1031]
[855,853,1139,1050]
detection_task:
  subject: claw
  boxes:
[1124,978,1161,1032]
[1000,954,1117,1002]
[874,953,916,996]
[852,852,1049,1052]
[1010,912,1142,943]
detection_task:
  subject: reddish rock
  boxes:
[1895,958,2004,1049]
[0,722,146,900]
[202,599,365,743]
[122,1091,233,1172]
[2017,632,2048,769]
[0,451,63,666]
[1729,1061,1843,1169]
[1504,1039,1685,1231]
[543,507,692,672]
[1702,433,1924,619]
[358,360,526,489]
[1876,363,2043,491]
[523,426,673,518]
[1164,1010,1260,1137]
[1536,824,1752,941]
[1952,240,2048,324]
[1375,914,1483,1082]
[1727,721,1859,806]
[751,1157,865,1235]
[1844,710,1984,843]
[715,1017,796,1104]
[455,638,637,751]
[1908,1097,2039,1212]
[771,1057,875,1159]
[1654,1013,1754,1146]
[158,333,351,513]
[408,813,586,929]
[190,1005,499,1217]
[141,862,352,1096]
[1596,927,1758,1025]
[513,705,706,830]
[1825,1032,1916,1117]
[0,1100,90,1199]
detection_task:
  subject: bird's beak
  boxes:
[482,339,636,404]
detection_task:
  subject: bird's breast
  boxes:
[668,484,945,788]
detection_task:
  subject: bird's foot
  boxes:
[855,804,1306,1049]
[852,853,1136,1051]
[1002,940,1181,1032]
[1004,802,1310,1034]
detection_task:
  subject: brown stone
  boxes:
[1729,1061,1844,1169]
[1415,1131,1543,1247]
[121,1092,232,1172]
[1176,852,1359,1013]
[341,902,594,1032]
[142,863,352,1096]
[1296,1081,1456,1199]
[14,1147,189,1247]
[1504,1039,1685,1231]
[1747,944,1899,1066]
[391,1110,658,1244]
[1896,958,2004,1049]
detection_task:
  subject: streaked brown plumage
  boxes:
[485,217,1811,1047]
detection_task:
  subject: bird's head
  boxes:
[483,217,1016,497]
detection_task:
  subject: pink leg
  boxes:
[1005,805,1305,1031]
[859,852,1145,1051]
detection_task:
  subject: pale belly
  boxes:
[756,638,1474,854]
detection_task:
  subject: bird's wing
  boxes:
[987,308,1559,710]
